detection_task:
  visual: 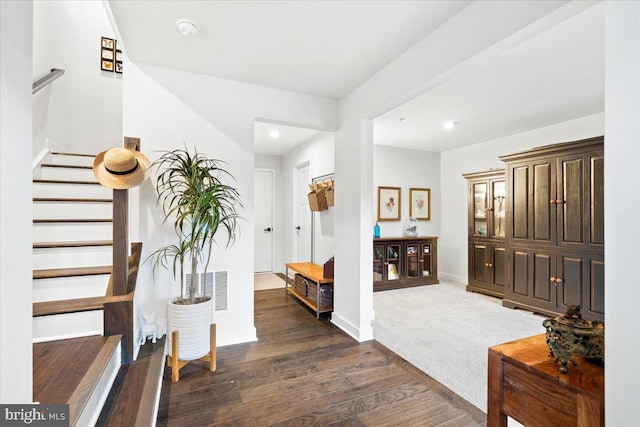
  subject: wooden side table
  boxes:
[488,334,604,427]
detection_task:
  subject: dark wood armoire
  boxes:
[499,136,604,322]
[463,169,507,298]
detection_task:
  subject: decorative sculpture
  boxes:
[542,305,604,374]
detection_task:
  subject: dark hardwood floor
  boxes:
[157,288,487,426]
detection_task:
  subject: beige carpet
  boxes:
[374,281,544,414]
[254,273,286,290]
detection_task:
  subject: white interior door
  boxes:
[254,169,274,272]
[295,163,311,262]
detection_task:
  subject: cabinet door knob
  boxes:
[550,277,556,282]
[384,262,389,265]
[488,263,493,268]
[556,199,564,204]
[549,200,556,204]
[555,278,563,283]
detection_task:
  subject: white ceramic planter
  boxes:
[167,297,213,360]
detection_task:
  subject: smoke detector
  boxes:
[176,18,200,37]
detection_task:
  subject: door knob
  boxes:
[295,226,301,231]
[264,227,272,232]
[555,278,563,283]
[550,277,556,282]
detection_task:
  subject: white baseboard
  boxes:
[439,272,467,285]
[79,341,121,427]
[149,340,168,427]
[32,147,50,170]
[331,312,373,342]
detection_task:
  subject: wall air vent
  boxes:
[215,271,228,311]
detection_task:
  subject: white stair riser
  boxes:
[33,182,111,199]
[50,154,95,167]
[40,166,96,181]
[33,275,110,302]
[33,246,113,270]
[33,222,113,242]
[33,202,112,220]
[32,311,103,342]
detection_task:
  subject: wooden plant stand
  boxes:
[166,323,216,382]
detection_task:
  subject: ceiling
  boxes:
[109,1,604,155]
[374,2,604,152]
[108,1,470,100]
[254,122,325,157]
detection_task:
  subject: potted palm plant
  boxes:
[147,146,242,360]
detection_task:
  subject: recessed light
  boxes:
[269,130,280,139]
[442,121,458,130]
[176,18,200,37]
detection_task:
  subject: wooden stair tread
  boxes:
[33,296,106,317]
[97,338,166,427]
[33,335,121,427]
[34,240,113,249]
[34,265,111,279]
[33,179,100,185]
[34,197,112,203]
[51,152,96,158]
[34,218,113,223]
[41,163,93,170]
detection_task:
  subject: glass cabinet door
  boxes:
[373,245,384,282]
[473,183,488,236]
[421,243,432,277]
[386,244,401,281]
[406,244,419,279]
[492,180,506,238]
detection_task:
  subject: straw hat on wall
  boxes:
[93,147,151,189]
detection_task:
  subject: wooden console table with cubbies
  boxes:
[285,262,334,318]
[373,237,438,291]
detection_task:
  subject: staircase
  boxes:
[32,150,165,426]
[33,152,113,341]
[32,152,119,426]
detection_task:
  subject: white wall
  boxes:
[333,1,576,342]
[439,113,604,284]
[604,1,640,423]
[0,0,33,404]
[373,145,440,238]
[33,0,122,156]
[282,133,335,270]
[255,154,284,273]
[123,62,338,346]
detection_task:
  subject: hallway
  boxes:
[158,288,486,426]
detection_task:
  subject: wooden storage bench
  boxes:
[285,262,334,318]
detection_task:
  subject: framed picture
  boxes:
[115,50,123,61]
[101,60,114,72]
[101,49,113,60]
[409,188,431,220]
[115,61,123,74]
[101,37,114,49]
[377,186,401,221]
